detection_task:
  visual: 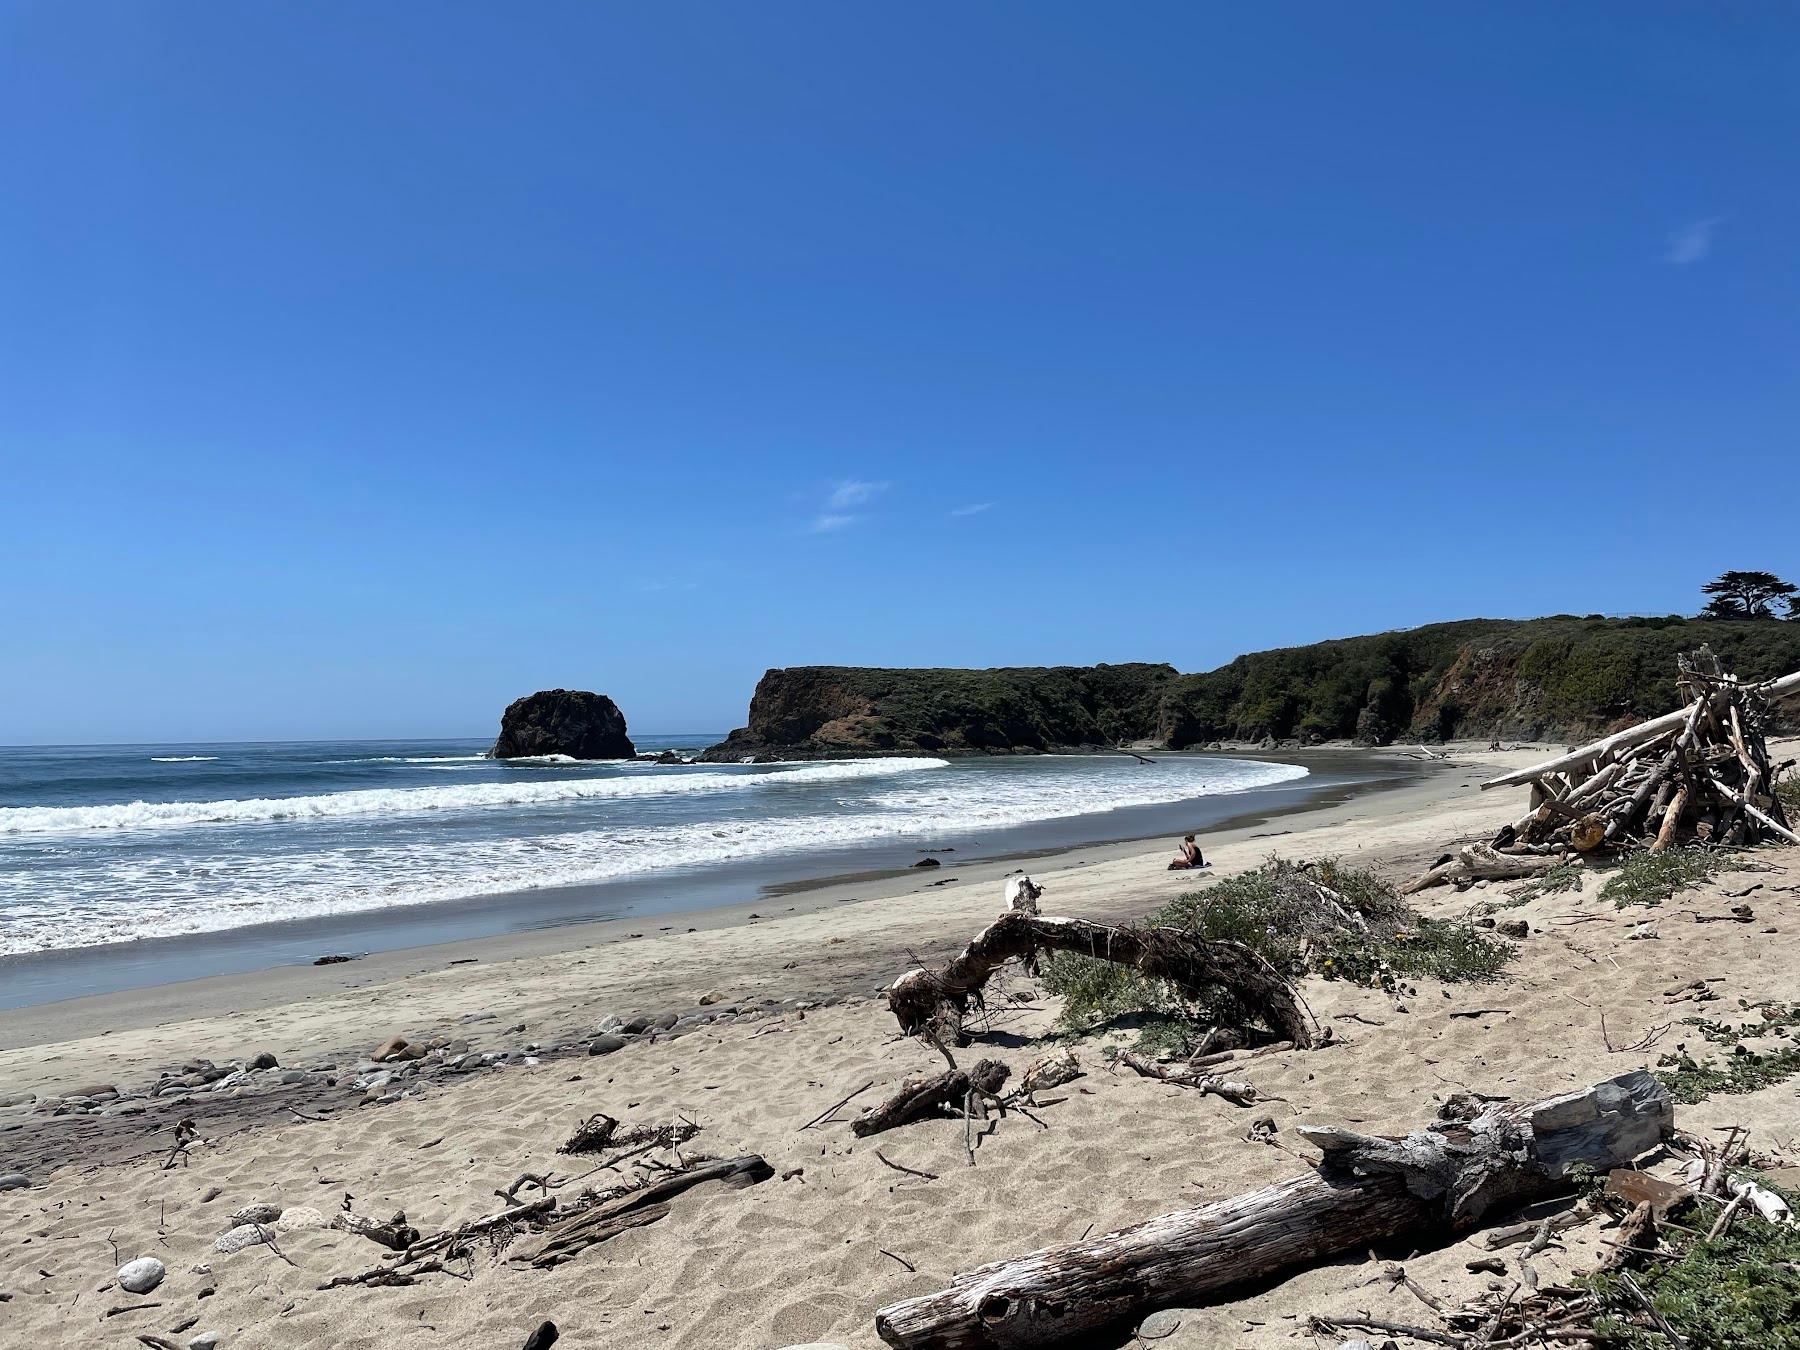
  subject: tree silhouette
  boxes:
[1700,570,1798,620]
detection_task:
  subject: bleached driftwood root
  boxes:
[872,1071,1670,1350]
[886,910,1314,1049]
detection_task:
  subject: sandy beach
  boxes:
[3,740,1798,1350]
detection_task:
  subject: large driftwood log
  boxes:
[887,911,1313,1049]
[872,1071,1669,1350]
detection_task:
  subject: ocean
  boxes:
[0,737,1311,964]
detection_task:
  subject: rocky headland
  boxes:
[702,617,1800,759]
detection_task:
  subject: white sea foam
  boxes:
[149,755,219,762]
[0,757,1308,955]
[0,757,951,837]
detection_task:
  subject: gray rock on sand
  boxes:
[0,1173,30,1191]
[116,1256,166,1293]
[228,1203,282,1228]
[214,1223,273,1254]
[274,1205,326,1232]
[588,1034,627,1056]
[187,1334,222,1350]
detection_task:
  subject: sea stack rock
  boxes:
[492,689,635,760]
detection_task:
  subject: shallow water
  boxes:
[0,736,1307,958]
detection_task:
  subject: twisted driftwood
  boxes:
[873,1071,1670,1349]
[516,1155,772,1268]
[887,910,1314,1049]
[853,1060,1011,1137]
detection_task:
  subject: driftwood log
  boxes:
[853,1061,1011,1137]
[331,1211,420,1251]
[887,910,1313,1049]
[517,1155,772,1268]
[1402,843,1562,895]
[1115,1050,1256,1105]
[872,1071,1670,1349]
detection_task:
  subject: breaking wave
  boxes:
[0,757,951,837]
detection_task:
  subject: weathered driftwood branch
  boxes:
[1115,1050,1256,1105]
[887,910,1314,1049]
[853,1061,1011,1137]
[1480,668,1800,790]
[872,1071,1670,1350]
[1402,844,1561,896]
[516,1155,772,1269]
[331,1211,420,1251]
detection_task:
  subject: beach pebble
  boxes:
[0,1173,30,1191]
[274,1206,326,1232]
[587,1034,627,1056]
[214,1223,272,1254]
[651,1011,679,1031]
[229,1203,282,1228]
[1496,918,1530,939]
[248,1052,279,1070]
[187,1333,221,1350]
[697,990,723,1005]
[621,1014,652,1035]
[372,1035,409,1062]
[116,1256,166,1293]
[522,1323,558,1350]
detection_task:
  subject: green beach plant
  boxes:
[1598,849,1717,908]
[1583,1181,1800,1348]
[1039,857,1512,1053]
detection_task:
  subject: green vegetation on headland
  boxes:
[704,615,1800,758]
[1157,613,1800,747]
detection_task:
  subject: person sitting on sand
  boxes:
[1168,834,1210,870]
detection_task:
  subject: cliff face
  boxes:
[702,663,1177,760]
[1155,616,1800,747]
[705,619,1800,760]
[493,689,635,760]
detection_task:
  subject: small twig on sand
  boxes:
[801,1081,874,1131]
[879,1248,917,1272]
[873,1151,938,1182]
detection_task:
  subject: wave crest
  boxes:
[0,758,950,837]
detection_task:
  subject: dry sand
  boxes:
[2,741,1797,1349]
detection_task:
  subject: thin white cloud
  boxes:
[808,513,857,534]
[1665,217,1725,265]
[949,502,993,517]
[827,478,889,510]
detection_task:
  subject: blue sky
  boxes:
[2,3,1796,744]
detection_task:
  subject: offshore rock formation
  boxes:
[702,664,1177,760]
[492,689,635,760]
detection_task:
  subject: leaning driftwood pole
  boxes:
[887,910,1314,1048]
[873,1071,1670,1350]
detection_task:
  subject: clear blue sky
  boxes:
[3,3,1796,744]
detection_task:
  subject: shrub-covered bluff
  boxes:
[704,616,1800,758]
